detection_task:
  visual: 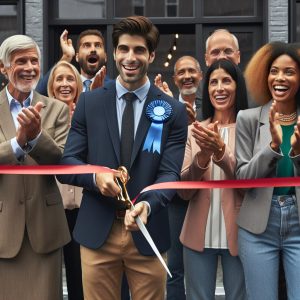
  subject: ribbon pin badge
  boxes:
[143,100,172,154]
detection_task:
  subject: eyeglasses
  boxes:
[209,48,236,57]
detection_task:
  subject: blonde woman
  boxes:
[48,61,83,300]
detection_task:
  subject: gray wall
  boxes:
[268,0,289,42]
[25,0,43,69]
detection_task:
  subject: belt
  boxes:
[115,209,126,219]
[273,195,296,206]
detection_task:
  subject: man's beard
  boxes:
[8,74,38,93]
[180,86,198,96]
[79,57,106,77]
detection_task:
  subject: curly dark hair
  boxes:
[244,42,300,105]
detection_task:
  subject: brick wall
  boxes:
[268,0,289,42]
[25,0,43,68]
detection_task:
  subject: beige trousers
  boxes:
[81,219,167,300]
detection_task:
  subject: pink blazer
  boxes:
[179,119,243,256]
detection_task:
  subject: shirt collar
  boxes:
[80,74,94,84]
[116,77,150,103]
[6,86,33,108]
[179,93,196,112]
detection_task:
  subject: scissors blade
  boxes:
[130,205,172,278]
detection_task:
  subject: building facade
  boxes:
[0,0,297,92]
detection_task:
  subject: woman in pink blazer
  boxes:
[179,59,248,300]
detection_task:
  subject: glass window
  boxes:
[57,0,106,19]
[234,32,254,71]
[297,2,300,41]
[0,4,18,91]
[166,0,178,17]
[133,0,145,15]
[115,0,194,17]
[0,5,18,43]
[204,0,255,16]
[148,33,196,97]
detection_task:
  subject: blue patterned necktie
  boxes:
[83,79,92,92]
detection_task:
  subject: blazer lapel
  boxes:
[103,84,121,164]
[258,101,272,148]
[130,85,163,167]
[0,89,17,140]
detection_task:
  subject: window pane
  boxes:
[0,5,17,43]
[115,0,194,17]
[234,32,253,71]
[204,0,255,16]
[0,5,17,91]
[149,33,196,98]
[167,5,177,17]
[134,6,144,15]
[57,0,106,19]
[297,2,300,41]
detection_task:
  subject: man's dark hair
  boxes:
[76,29,105,52]
[202,59,248,120]
[112,16,159,53]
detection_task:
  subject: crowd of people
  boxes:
[0,14,300,300]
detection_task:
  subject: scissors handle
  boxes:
[115,166,132,209]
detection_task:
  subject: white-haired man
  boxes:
[0,34,70,300]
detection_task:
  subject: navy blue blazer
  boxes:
[57,81,187,255]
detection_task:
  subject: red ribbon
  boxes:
[0,165,299,196]
[0,165,112,175]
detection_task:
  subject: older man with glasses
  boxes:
[205,29,240,67]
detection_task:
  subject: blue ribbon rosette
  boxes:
[143,100,173,154]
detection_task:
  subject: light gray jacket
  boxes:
[235,100,300,234]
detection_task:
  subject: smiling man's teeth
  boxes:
[123,65,138,70]
[23,75,34,79]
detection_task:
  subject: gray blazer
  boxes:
[235,100,300,234]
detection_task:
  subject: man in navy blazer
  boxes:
[36,28,111,96]
[58,16,187,300]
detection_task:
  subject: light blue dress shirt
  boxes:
[115,77,150,138]
[94,78,151,214]
[6,87,40,160]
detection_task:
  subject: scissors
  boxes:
[115,166,172,278]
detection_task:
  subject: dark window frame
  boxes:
[0,0,24,35]
[289,0,300,42]
[43,0,268,77]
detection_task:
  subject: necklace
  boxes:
[277,111,297,122]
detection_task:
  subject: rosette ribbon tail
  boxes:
[143,122,163,154]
